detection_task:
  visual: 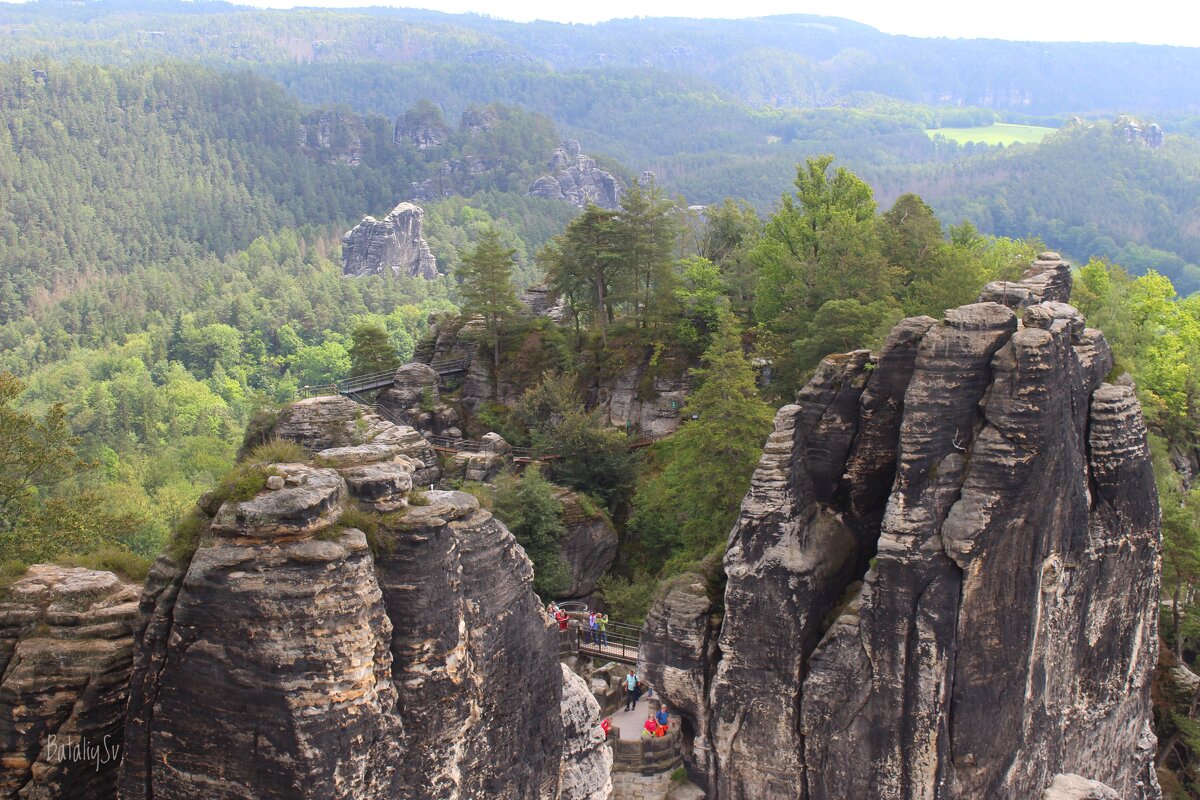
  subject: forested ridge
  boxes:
[4,12,1200,794]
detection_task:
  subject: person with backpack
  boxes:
[624,671,639,712]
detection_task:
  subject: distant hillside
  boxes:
[0,60,576,324]
[3,1,1200,115]
[885,121,1200,292]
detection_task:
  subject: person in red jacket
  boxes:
[642,715,658,737]
[555,608,569,631]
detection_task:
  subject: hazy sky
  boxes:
[236,0,1200,47]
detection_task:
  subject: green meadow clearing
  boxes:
[927,122,1057,145]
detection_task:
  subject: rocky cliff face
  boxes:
[554,488,619,601]
[0,566,138,800]
[298,108,365,165]
[119,397,609,800]
[342,201,439,279]
[557,665,614,800]
[640,254,1162,799]
[528,140,622,209]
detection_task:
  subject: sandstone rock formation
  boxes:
[376,362,460,437]
[427,321,690,439]
[0,566,138,800]
[267,394,440,486]
[521,283,568,323]
[528,140,622,209]
[298,108,365,165]
[121,396,597,800]
[554,488,619,600]
[640,255,1162,799]
[342,201,438,279]
[393,102,450,149]
[557,665,614,800]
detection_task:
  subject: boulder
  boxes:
[978,251,1072,311]
[0,566,138,800]
[269,396,439,486]
[377,363,461,437]
[640,256,1162,799]
[342,201,438,279]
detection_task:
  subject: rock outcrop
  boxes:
[424,321,691,439]
[298,108,365,165]
[0,566,138,800]
[640,255,1161,799]
[121,396,588,799]
[554,488,619,600]
[528,140,622,209]
[376,362,461,437]
[268,394,440,486]
[342,201,438,279]
[557,665,614,800]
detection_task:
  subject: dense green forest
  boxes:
[5,0,1200,281]
[0,60,584,565]
[3,33,1200,790]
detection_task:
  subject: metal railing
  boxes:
[576,619,640,665]
[338,368,399,395]
[427,437,547,461]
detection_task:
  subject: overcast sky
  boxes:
[234,0,1200,47]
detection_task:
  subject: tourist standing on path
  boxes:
[598,612,609,646]
[586,611,597,644]
[555,608,569,632]
[624,671,639,712]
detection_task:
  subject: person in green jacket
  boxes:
[598,613,609,646]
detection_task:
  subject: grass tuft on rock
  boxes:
[58,547,152,582]
[246,438,307,465]
[165,509,209,563]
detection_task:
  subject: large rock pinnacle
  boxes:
[640,255,1162,799]
[342,201,438,279]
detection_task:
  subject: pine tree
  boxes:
[458,227,521,397]
[612,178,678,328]
[348,323,401,377]
[629,314,774,565]
[553,205,621,346]
[493,467,570,598]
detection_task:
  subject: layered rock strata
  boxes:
[640,255,1161,799]
[342,201,438,279]
[121,398,594,800]
[0,566,138,800]
[376,362,461,437]
[269,394,440,486]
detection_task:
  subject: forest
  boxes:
[3,6,1200,793]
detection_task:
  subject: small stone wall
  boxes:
[609,704,683,800]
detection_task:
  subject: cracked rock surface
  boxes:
[640,255,1161,800]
